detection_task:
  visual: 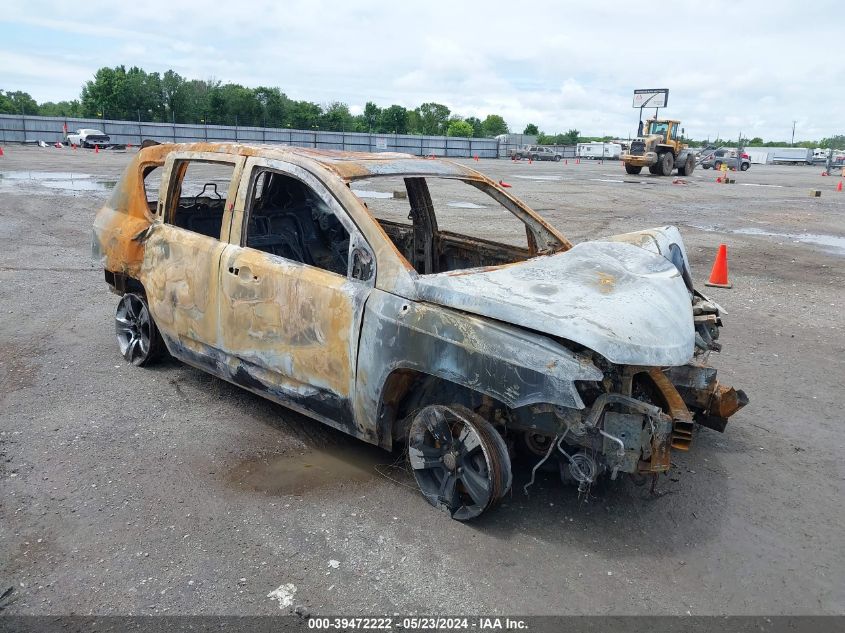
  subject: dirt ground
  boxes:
[1,145,843,616]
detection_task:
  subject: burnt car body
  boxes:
[93,143,747,519]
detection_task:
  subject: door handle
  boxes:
[228,265,258,281]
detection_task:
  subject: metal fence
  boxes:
[0,114,500,158]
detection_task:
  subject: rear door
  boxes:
[142,152,245,367]
[218,157,375,434]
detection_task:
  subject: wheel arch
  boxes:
[377,368,511,449]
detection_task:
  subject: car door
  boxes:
[141,152,245,368]
[217,157,375,435]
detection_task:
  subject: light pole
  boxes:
[791,121,796,147]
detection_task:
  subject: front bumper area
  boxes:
[622,151,657,167]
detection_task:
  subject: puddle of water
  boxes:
[351,189,393,199]
[227,443,388,496]
[42,179,114,191]
[0,170,93,181]
[0,170,115,193]
[447,201,487,209]
[513,175,562,181]
[589,178,624,183]
[737,183,783,188]
[733,227,845,254]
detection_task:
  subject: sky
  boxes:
[1,1,842,141]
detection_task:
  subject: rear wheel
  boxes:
[658,152,674,176]
[677,156,695,176]
[648,164,661,175]
[740,162,749,171]
[531,154,539,161]
[408,405,511,520]
[115,292,164,366]
[625,164,643,175]
[554,155,561,162]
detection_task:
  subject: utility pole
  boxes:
[791,121,796,147]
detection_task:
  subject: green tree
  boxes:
[464,116,483,138]
[819,135,845,149]
[379,104,409,134]
[446,119,474,137]
[749,137,763,145]
[38,100,81,117]
[321,102,354,131]
[523,123,539,135]
[562,128,580,144]
[362,101,380,132]
[481,114,508,137]
[417,102,450,135]
[0,90,39,114]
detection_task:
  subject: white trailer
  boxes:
[577,142,622,160]
[770,148,813,165]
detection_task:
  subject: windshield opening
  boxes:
[350,176,564,275]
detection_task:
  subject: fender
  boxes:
[353,290,602,448]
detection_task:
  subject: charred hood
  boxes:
[414,237,695,367]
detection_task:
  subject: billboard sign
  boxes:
[632,89,669,109]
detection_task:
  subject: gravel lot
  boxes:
[1,146,843,616]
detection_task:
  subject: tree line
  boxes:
[0,66,510,138]
[1,67,842,147]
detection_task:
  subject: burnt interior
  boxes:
[372,177,533,274]
[244,171,350,276]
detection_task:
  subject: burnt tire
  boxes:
[625,164,643,175]
[115,292,165,367]
[408,404,511,520]
[658,152,674,176]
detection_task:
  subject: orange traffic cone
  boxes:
[498,180,512,188]
[0,146,4,156]
[838,181,843,192]
[473,154,478,161]
[564,159,568,165]
[705,244,732,288]
[94,145,99,153]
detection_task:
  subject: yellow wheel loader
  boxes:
[622,119,696,176]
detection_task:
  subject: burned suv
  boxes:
[94,143,747,520]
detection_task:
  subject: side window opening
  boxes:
[244,170,350,277]
[167,160,235,239]
[142,165,162,212]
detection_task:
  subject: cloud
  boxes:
[1,0,842,139]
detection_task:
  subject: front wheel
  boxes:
[625,164,643,175]
[658,152,674,176]
[115,292,165,366]
[531,154,539,161]
[554,155,561,162]
[740,162,749,171]
[408,405,512,520]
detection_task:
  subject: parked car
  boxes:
[700,148,750,171]
[93,143,748,520]
[67,128,110,148]
[512,145,562,161]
